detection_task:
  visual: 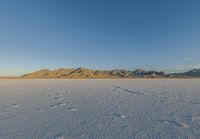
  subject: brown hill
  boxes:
[3,68,200,79]
[21,69,57,78]
[21,68,135,79]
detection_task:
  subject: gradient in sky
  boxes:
[0,0,200,76]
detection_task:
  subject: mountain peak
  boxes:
[20,67,200,79]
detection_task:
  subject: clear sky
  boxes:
[0,0,200,76]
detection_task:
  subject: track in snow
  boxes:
[0,79,200,139]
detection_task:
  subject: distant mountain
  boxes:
[132,69,146,76]
[133,69,168,78]
[173,69,200,77]
[17,67,200,79]
[21,67,171,79]
[21,68,132,79]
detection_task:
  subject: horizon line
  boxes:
[0,66,199,77]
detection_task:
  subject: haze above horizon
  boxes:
[1,0,200,76]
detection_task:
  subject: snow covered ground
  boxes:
[0,79,200,139]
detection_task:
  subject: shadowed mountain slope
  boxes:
[21,67,167,79]
[20,68,200,79]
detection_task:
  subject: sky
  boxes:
[0,0,200,76]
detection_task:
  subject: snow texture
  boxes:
[0,79,200,139]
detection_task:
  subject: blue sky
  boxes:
[0,0,200,76]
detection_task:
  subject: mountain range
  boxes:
[18,67,200,79]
